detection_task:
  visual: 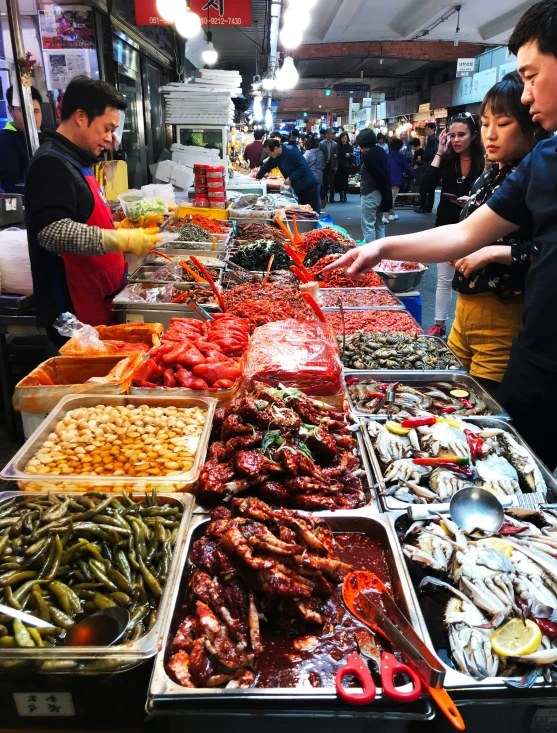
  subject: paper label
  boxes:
[126,314,145,323]
[14,692,75,717]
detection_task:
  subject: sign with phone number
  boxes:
[134,0,252,27]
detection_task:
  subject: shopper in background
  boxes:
[410,137,424,170]
[416,122,439,213]
[25,76,161,344]
[357,128,392,243]
[386,138,415,222]
[335,131,354,203]
[303,135,324,214]
[319,128,338,205]
[288,128,301,148]
[376,132,389,153]
[257,138,319,211]
[243,128,265,170]
[399,130,414,165]
[0,85,42,194]
[321,0,557,471]
[421,114,484,337]
[260,130,282,164]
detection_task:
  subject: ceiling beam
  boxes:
[478,0,538,41]
[295,40,486,62]
[321,0,366,43]
[390,0,453,39]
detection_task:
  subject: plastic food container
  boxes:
[131,377,240,403]
[1,394,216,492]
[0,490,194,675]
[176,204,230,221]
[209,201,226,209]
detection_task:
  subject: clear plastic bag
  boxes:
[229,194,275,220]
[242,319,343,396]
[113,283,176,304]
[0,228,33,295]
[54,313,104,351]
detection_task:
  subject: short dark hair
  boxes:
[410,137,421,147]
[305,135,318,150]
[338,132,349,143]
[61,76,127,123]
[6,85,42,107]
[270,130,282,139]
[376,132,385,142]
[264,138,282,153]
[509,0,557,58]
[253,128,265,140]
[480,71,550,149]
[290,128,300,138]
[424,122,436,132]
[390,138,403,151]
[356,129,377,148]
[325,127,333,134]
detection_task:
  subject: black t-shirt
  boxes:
[487,137,557,371]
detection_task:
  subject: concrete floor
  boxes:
[324,192,455,333]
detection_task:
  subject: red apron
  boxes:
[61,172,127,326]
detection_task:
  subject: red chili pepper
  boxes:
[413,456,470,466]
[366,392,385,399]
[345,377,360,385]
[400,416,436,428]
[534,618,557,640]
[378,384,389,391]
[463,428,484,462]
[498,519,529,536]
[459,398,474,410]
[441,406,457,414]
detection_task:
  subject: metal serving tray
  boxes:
[388,510,557,700]
[0,491,194,675]
[344,372,509,420]
[320,287,405,311]
[232,217,319,235]
[327,309,424,339]
[128,264,224,286]
[1,394,217,491]
[146,508,433,720]
[341,336,467,373]
[362,417,557,512]
[144,250,227,266]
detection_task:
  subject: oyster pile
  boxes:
[340,332,462,370]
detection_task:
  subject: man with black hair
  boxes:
[243,128,265,169]
[0,85,42,193]
[322,0,557,470]
[357,128,391,242]
[25,76,161,342]
[416,122,438,213]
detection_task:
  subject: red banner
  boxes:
[134,0,251,27]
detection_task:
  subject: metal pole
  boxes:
[5,0,40,156]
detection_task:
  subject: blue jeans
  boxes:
[360,190,385,242]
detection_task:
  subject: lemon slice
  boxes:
[450,389,469,398]
[477,537,513,557]
[491,618,542,657]
[386,420,410,436]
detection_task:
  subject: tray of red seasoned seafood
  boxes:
[146,498,433,718]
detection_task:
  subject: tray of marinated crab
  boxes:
[146,497,433,720]
[389,507,557,695]
[361,417,556,512]
[345,373,508,419]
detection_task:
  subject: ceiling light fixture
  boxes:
[265,106,273,128]
[262,73,276,91]
[157,0,185,22]
[253,96,264,122]
[283,7,310,31]
[202,30,218,65]
[280,24,303,49]
[454,4,461,46]
[276,55,299,90]
[175,7,201,38]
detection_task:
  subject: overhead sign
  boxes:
[456,58,476,78]
[370,92,385,104]
[400,81,416,95]
[334,84,370,93]
[134,0,252,27]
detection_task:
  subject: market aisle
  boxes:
[327,193,455,333]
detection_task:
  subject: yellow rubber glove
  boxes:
[102,228,162,257]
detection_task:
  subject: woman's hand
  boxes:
[437,129,451,156]
[321,242,383,279]
[454,247,496,278]
[451,196,470,208]
[284,177,291,185]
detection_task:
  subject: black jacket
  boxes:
[25,130,99,328]
[0,124,29,194]
[423,134,439,164]
[360,146,392,212]
[421,153,483,227]
[337,142,355,172]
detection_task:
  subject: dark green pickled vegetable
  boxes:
[230,239,293,271]
[0,491,183,650]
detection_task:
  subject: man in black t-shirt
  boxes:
[322,0,557,469]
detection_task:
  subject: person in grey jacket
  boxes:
[304,136,324,213]
[319,128,338,205]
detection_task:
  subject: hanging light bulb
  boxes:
[283,7,310,31]
[157,0,185,22]
[175,8,201,38]
[202,31,218,65]
[253,96,264,122]
[262,71,275,91]
[265,106,273,129]
[280,24,303,49]
[276,56,299,91]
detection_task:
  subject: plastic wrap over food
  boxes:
[242,319,343,396]
[113,283,176,304]
[59,322,163,356]
[229,194,275,219]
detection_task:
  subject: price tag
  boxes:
[14,692,75,717]
[6,198,16,211]
[531,708,557,733]
[126,314,144,323]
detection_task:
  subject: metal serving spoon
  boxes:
[449,486,505,533]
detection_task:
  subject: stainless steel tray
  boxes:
[341,336,466,373]
[128,264,224,286]
[0,490,194,674]
[232,217,319,234]
[144,250,227,265]
[388,510,557,699]
[362,417,557,512]
[320,287,405,311]
[344,372,509,420]
[147,508,433,720]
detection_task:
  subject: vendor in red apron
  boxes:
[25,76,161,348]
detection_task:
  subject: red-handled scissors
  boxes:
[336,651,422,706]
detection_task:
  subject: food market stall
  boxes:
[0,188,556,733]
